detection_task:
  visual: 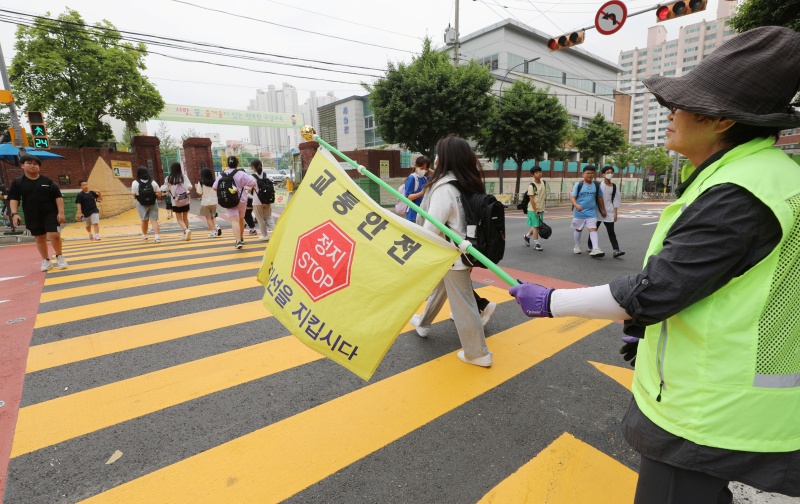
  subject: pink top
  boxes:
[212,169,257,203]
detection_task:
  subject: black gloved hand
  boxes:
[620,336,642,368]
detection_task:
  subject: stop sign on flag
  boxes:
[292,221,356,301]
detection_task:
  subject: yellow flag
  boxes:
[257,149,460,380]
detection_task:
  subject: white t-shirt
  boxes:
[131,179,160,197]
[195,182,217,206]
[598,182,620,223]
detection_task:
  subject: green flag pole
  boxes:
[301,126,518,287]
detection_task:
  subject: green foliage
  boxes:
[606,141,634,171]
[572,113,626,163]
[180,128,200,142]
[154,121,177,154]
[9,8,164,148]
[366,38,494,160]
[729,0,800,33]
[478,79,570,195]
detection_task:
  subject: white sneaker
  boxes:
[573,245,581,254]
[184,229,191,241]
[95,235,101,241]
[457,350,493,368]
[260,235,270,241]
[141,234,148,241]
[154,235,161,243]
[409,314,429,338]
[208,232,217,238]
[40,259,52,271]
[589,248,605,258]
[89,234,95,241]
[56,255,68,269]
[480,302,497,327]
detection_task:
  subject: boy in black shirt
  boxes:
[7,154,68,271]
[75,180,102,240]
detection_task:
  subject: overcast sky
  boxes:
[0,0,732,142]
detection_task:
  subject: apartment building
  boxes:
[618,1,738,147]
[247,83,301,152]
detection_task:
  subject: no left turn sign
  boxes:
[595,0,628,35]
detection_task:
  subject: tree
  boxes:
[154,121,177,154]
[729,0,800,33]
[606,140,634,173]
[9,8,164,147]
[181,128,201,142]
[572,113,627,163]
[366,38,494,160]
[478,79,570,197]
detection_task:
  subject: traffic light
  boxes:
[0,89,13,104]
[547,30,585,51]
[656,0,707,22]
[26,111,51,150]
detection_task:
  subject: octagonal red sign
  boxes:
[292,220,356,301]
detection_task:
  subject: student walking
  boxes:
[588,166,624,257]
[213,156,256,249]
[509,27,800,503]
[523,166,547,251]
[75,180,102,241]
[404,156,431,223]
[162,162,192,241]
[195,167,221,238]
[250,159,275,241]
[7,154,68,271]
[409,136,493,368]
[569,165,606,257]
[131,166,162,243]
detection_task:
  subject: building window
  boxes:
[664,69,676,75]
[683,55,698,62]
[706,33,717,40]
[621,62,633,67]
[652,47,662,53]
[685,36,700,43]
[652,65,661,71]
[637,60,647,66]
[639,50,648,56]
[686,27,701,34]
[479,54,499,70]
[682,65,696,72]
[705,43,716,50]
[708,23,717,30]
[665,52,677,58]
[666,42,677,49]
[651,56,661,62]
[685,46,698,53]
[637,68,646,74]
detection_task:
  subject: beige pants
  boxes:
[418,268,489,360]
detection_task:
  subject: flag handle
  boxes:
[308,133,518,287]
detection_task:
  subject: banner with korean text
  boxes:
[257,149,459,380]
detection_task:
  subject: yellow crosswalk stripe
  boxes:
[17,287,511,457]
[79,317,612,503]
[589,361,634,392]
[44,251,264,286]
[26,301,266,373]
[478,432,637,503]
[34,277,260,328]
[63,239,232,261]
[40,261,261,302]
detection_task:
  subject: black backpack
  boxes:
[217,169,242,208]
[516,181,546,214]
[449,182,505,268]
[255,174,275,204]
[137,178,157,206]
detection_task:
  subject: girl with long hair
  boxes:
[212,156,257,249]
[409,136,493,367]
[196,167,221,237]
[163,162,192,241]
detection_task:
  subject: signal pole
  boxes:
[0,42,25,147]
[453,0,460,66]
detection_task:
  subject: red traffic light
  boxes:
[656,0,706,22]
[546,30,585,51]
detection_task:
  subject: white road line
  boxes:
[0,276,23,282]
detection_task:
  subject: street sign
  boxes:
[595,0,628,35]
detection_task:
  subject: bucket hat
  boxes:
[643,26,800,128]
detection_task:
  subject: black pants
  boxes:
[588,221,620,250]
[634,457,733,504]
[473,291,489,312]
[244,207,255,229]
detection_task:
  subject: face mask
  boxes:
[416,168,427,177]
[604,173,614,180]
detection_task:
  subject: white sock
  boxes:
[589,231,599,249]
[534,239,540,244]
[574,230,581,246]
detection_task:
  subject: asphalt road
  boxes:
[1,202,796,503]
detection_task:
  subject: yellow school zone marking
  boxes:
[40,261,260,302]
[26,302,266,373]
[34,277,261,328]
[43,251,264,286]
[478,432,637,503]
[63,238,232,261]
[589,361,634,392]
[17,288,510,456]
[80,317,612,503]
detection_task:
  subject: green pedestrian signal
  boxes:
[26,110,51,150]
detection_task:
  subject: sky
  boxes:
[0,0,733,143]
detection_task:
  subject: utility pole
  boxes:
[453,0,460,66]
[0,42,25,147]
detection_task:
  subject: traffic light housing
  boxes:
[6,126,29,147]
[26,110,51,150]
[547,30,585,51]
[656,0,707,22]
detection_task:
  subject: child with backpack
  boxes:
[250,159,275,241]
[131,166,163,243]
[403,156,431,222]
[409,136,493,368]
[213,156,257,249]
[196,167,222,238]
[523,166,547,251]
[162,162,193,241]
[588,165,625,258]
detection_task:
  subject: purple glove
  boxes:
[509,282,554,318]
[620,336,642,367]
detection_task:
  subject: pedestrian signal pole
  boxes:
[0,42,25,148]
